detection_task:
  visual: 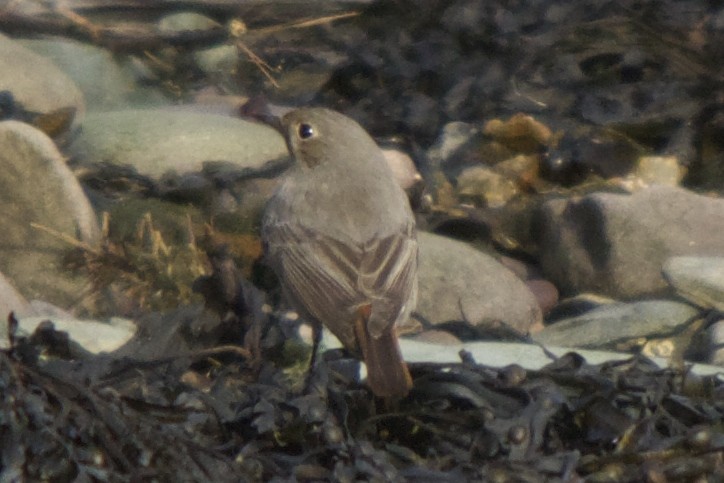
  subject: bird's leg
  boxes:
[303,321,324,393]
[309,321,323,370]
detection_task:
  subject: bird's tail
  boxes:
[353,305,412,398]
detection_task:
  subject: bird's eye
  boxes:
[298,123,314,139]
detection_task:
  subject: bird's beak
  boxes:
[238,95,285,134]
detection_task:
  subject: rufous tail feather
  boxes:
[353,305,412,398]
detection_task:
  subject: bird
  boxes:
[262,107,417,398]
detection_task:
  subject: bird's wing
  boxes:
[263,219,417,349]
[358,224,418,338]
[263,221,363,349]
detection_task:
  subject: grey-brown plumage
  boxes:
[262,107,417,398]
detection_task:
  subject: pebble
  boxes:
[381,148,422,191]
[525,279,559,315]
[194,45,239,78]
[157,12,221,33]
[427,121,481,168]
[456,165,519,208]
[633,155,684,187]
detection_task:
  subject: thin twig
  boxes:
[236,41,280,88]
[55,5,102,42]
[252,11,360,35]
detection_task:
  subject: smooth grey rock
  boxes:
[69,110,288,179]
[663,256,724,311]
[537,186,724,299]
[20,37,166,111]
[416,231,543,333]
[533,300,699,349]
[0,121,99,305]
[0,33,85,118]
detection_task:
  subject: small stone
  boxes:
[381,148,422,191]
[483,113,552,153]
[427,121,480,167]
[457,165,519,208]
[526,279,559,316]
[157,12,221,33]
[633,155,684,186]
[194,45,239,77]
[495,153,540,187]
[641,338,676,359]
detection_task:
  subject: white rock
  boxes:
[0,316,136,353]
[398,339,723,377]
